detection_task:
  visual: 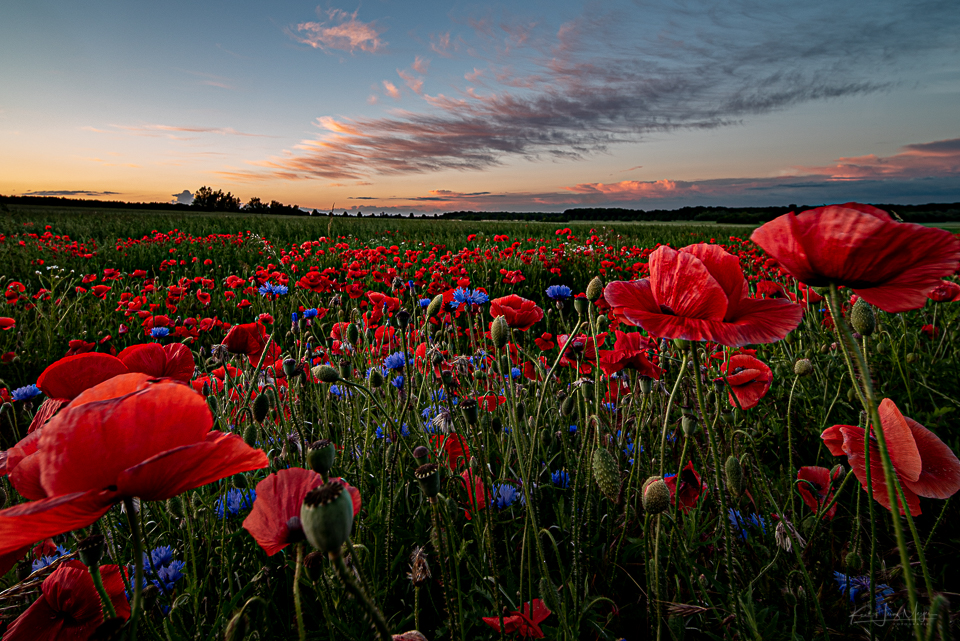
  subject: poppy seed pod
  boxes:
[368,368,385,389]
[415,463,441,498]
[595,314,609,332]
[412,445,430,464]
[592,447,620,503]
[491,315,509,348]
[794,358,814,377]
[243,423,258,447]
[573,296,589,315]
[397,310,410,329]
[850,298,876,337]
[682,414,698,437]
[343,322,359,345]
[426,294,444,317]
[253,393,270,424]
[845,551,862,571]
[586,277,604,302]
[307,439,337,475]
[561,394,576,416]
[283,358,301,378]
[301,482,354,556]
[638,376,653,395]
[312,364,341,383]
[642,476,670,514]
[460,399,478,426]
[339,358,352,380]
[724,455,744,497]
[673,338,690,351]
[78,533,106,567]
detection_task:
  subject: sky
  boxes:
[1,0,959,214]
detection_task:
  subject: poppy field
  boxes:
[0,203,958,640]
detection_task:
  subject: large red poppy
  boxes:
[664,461,707,513]
[720,354,773,410]
[605,244,803,347]
[489,295,544,331]
[821,398,960,516]
[482,599,551,638]
[796,466,842,519]
[598,330,662,379]
[3,560,130,640]
[118,343,195,382]
[0,373,268,557]
[242,468,361,556]
[751,203,960,313]
[222,322,281,367]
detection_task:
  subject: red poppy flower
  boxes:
[598,330,662,379]
[65,339,96,356]
[243,468,361,556]
[605,244,803,347]
[821,398,960,516]
[796,466,842,519]
[755,280,788,299]
[3,560,130,640]
[222,322,281,367]
[0,317,15,330]
[431,434,471,471]
[460,468,488,517]
[482,599,551,638]
[0,373,268,557]
[118,343,195,382]
[664,461,707,513]
[477,394,507,411]
[28,353,131,434]
[928,280,960,302]
[751,203,960,313]
[720,354,772,410]
[489,295,544,331]
[534,332,555,350]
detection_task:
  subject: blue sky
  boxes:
[1,0,958,212]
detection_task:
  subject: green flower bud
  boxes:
[415,463,441,498]
[206,395,219,416]
[412,445,430,464]
[312,364,341,383]
[561,394,576,416]
[283,358,302,378]
[166,496,185,519]
[345,322,360,344]
[595,314,609,332]
[243,423,258,448]
[426,294,444,317]
[673,338,690,351]
[573,296,589,315]
[642,476,670,514]
[396,310,410,329]
[301,482,354,556]
[368,368,384,389]
[906,352,918,364]
[682,414,698,437]
[338,358,352,380]
[538,576,561,615]
[307,439,336,475]
[724,455,744,498]
[592,447,620,503]
[253,393,270,424]
[845,551,862,571]
[491,315,509,348]
[515,401,526,423]
[638,376,653,395]
[850,298,876,337]
[586,277,604,302]
[794,358,814,377]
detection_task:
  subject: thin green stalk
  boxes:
[330,550,392,641]
[87,563,118,620]
[294,543,306,641]
[123,497,144,641]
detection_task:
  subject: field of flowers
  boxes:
[0,203,958,640]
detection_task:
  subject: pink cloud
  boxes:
[291,9,384,54]
[430,32,453,57]
[413,56,430,74]
[382,80,401,100]
[791,138,960,180]
[397,70,423,95]
[565,179,683,200]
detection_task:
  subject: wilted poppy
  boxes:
[796,466,842,519]
[118,343,195,382]
[664,461,707,513]
[0,373,268,557]
[605,244,803,347]
[243,468,361,556]
[3,560,130,640]
[720,354,773,410]
[821,398,960,516]
[482,598,551,638]
[751,203,960,313]
[598,330,662,379]
[928,280,960,302]
[489,295,544,331]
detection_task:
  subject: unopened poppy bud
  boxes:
[78,533,106,568]
[426,294,444,317]
[845,551,862,571]
[307,439,336,475]
[540,429,554,449]
[642,476,670,514]
[301,482,354,557]
[586,277,603,302]
[561,394,576,416]
[201,381,211,397]
[491,416,503,432]
[473,370,486,381]
[580,381,594,401]
[850,298,876,337]
[303,550,325,580]
[397,310,410,329]
[638,376,653,395]
[830,463,845,479]
[538,576,561,615]
[233,474,248,489]
[794,358,814,377]
[592,447,620,503]
[253,393,270,423]
[283,358,301,378]
[339,358,352,379]
[206,395,219,416]
[724,455,744,497]
[415,463,441,498]
[673,338,690,351]
[595,314,609,331]
[906,352,917,364]
[368,368,384,389]
[460,399,478,426]
[491,315,509,348]
[682,414,698,436]
[412,445,430,464]
[514,401,526,424]
[573,295,589,315]
[243,423,258,447]
[346,323,360,344]
[312,364,341,383]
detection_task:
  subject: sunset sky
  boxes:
[2,0,958,213]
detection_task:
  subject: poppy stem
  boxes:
[293,543,306,641]
[786,376,799,518]
[329,549,392,641]
[123,497,144,641]
[658,353,688,476]
[87,563,118,620]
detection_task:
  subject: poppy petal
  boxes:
[9,450,46,500]
[26,398,67,434]
[681,243,749,314]
[243,467,324,556]
[649,246,727,320]
[821,425,847,457]
[900,415,960,500]
[35,353,129,401]
[0,545,31,579]
[116,431,268,501]
[877,398,922,483]
[0,490,114,557]
[841,425,922,516]
[604,280,659,324]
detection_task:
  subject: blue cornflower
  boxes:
[150,327,170,338]
[215,488,256,520]
[384,352,406,370]
[31,544,71,572]
[491,484,519,509]
[603,402,617,413]
[510,367,521,379]
[728,509,766,541]
[291,312,299,323]
[569,424,578,434]
[391,375,404,390]
[154,559,186,593]
[833,572,895,617]
[303,308,319,319]
[146,546,174,569]
[468,289,489,305]
[419,298,432,309]
[12,384,42,401]
[330,385,352,398]
[375,426,386,440]
[551,470,570,488]
[546,285,572,301]
[258,282,288,297]
[452,287,472,306]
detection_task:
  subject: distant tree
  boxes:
[193,186,241,212]
[244,197,268,213]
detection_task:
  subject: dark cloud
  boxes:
[22,190,120,197]
[240,0,959,182]
[171,189,194,205]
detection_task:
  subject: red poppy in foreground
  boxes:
[490,295,544,331]
[118,343,195,382]
[482,598,551,638]
[928,280,960,302]
[796,466,842,519]
[598,330,662,379]
[0,373,268,557]
[751,203,960,313]
[605,244,803,347]
[664,461,708,513]
[720,354,773,410]
[821,398,960,516]
[3,559,130,640]
[243,468,361,556]
[27,352,131,433]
